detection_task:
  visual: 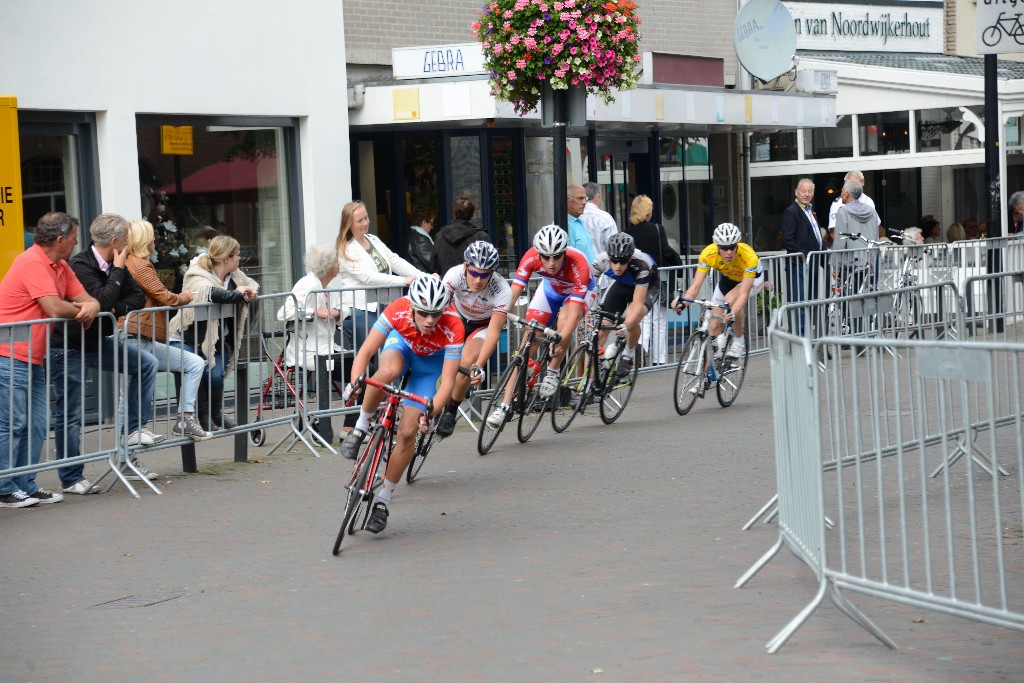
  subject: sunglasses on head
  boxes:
[719,243,739,252]
[540,252,565,261]
[466,268,493,279]
[414,308,445,319]
[609,257,630,265]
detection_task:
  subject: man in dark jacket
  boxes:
[403,204,435,272]
[430,193,490,275]
[52,213,162,487]
[780,178,822,334]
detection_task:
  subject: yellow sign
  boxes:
[393,88,420,121]
[161,125,194,155]
[0,95,25,277]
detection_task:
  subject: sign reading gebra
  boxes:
[0,96,25,277]
[976,1,1024,55]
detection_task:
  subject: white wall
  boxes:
[0,0,350,250]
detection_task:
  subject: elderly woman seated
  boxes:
[278,245,349,379]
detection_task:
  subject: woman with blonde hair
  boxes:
[624,194,681,365]
[168,235,259,430]
[335,200,425,351]
[946,222,966,243]
[125,220,211,440]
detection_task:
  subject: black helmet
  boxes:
[606,232,635,261]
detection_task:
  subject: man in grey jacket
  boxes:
[832,179,880,293]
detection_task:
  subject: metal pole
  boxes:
[984,53,1004,331]
[552,88,568,226]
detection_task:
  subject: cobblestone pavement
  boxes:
[2,356,1022,682]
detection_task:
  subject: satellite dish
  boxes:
[733,0,797,82]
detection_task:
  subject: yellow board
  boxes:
[392,88,420,121]
[161,125,194,155]
[0,96,25,279]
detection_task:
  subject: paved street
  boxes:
[3,356,1022,682]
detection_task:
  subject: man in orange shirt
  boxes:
[0,212,99,508]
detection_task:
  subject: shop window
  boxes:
[136,120,296,295]
[19,134,82,248]
[490,134,519,274]
[918,106,984,153]
[751,130,797,163]
[684,137,712,256]
[859,111,910,156]
[802,115,853,159]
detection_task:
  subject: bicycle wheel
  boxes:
[407,428,437,484]
[477,356,522,455]
[673,334,705,415]
[347,429,389,535]
[517,357,550,443]
[983,26,1001,47]
[332,432,378,555]
[600,350,639,424]
[551,345,590,433]
[891,290,920,339]
[716,340,749,407]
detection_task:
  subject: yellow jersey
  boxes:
[697,242,760,283]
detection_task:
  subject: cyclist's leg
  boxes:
[342,332,409,459]
[452,326,487,404]
[548,287,593,371]
[385,353,444,486]
[708,283,729,337]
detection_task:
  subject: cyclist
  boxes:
[340,275,464,534]
[671,222,763,359]
[486,224,597,427]
[434,241,511,437]
[592,232,658,379]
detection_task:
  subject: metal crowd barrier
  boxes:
[0,314,135,494]
[737,329,1024,653]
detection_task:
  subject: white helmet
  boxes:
[712,222,742,246]
[533,224,569,256]
[464,240,500,270]
[408,275,450,312]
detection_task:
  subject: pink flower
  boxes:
[493,44,503,54]
[569,46,578,55]
[510,35,520,44]
[503,9,513,18]
[525,37,537,49]
[540,3,548,10]
[507,70,517,80]
[551,43,563,55]
[553,1,563,9]
[516,59,526,68]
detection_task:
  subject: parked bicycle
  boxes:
[332,376,431,555]
[407,366,475,484]
[672,296,748,415]
[550,307,638,431]
[477,312,561,455]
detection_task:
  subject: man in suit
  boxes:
[780,178,823,334]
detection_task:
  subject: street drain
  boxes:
[93,593,186,609]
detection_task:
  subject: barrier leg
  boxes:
[734,535,784,588]
[828,583,898,650]
[741,493,778,531]
[315,358,335,444]
[766,578,828,654]
[174,373,198,473]
[234,363,248,463]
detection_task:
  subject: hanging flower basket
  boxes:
[473,0,642,116]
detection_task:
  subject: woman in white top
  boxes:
[279,245,349,372]
[334,200,425,350]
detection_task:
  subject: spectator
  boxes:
[430,194,489,275]
[124,219,211,441]
[168,236,259,431]
[403,205,435,273]
[582,182,618,256]
[832,180,880,287]
[0,212,98,507]
[900,227,925,245]
[922,218,943,243]
[566,183,596,264]
[780,178,824,320]
[54,213,162,489]
[336,200,425,352]
[828,170,879,234]
[946,222,967,243]
[624,194,681,365]
[962,218,980,240]
[1009,191,1024,235]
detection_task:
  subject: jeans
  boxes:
[134,337,205,413]
[343,309,378,353]
[51,338,158,487]
[0,356,48,496]
[170,341,228,393]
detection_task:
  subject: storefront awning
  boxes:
[159,157,278,195]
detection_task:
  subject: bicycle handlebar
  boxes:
[671,293,731,314]
[355,375,433,415]
[506,312,562,343]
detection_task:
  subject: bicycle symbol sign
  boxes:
[977,4,1024,54]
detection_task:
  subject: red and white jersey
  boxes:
[513,246,596,306]
[442,264,512,322]
[373,297,464,359]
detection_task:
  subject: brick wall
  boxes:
[344,0,738,78]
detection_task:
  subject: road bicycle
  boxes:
[672,297,748,415]
[332,376,432,556]
[407,366,475,484]
[550,307,638,431]
[477,312,561,455]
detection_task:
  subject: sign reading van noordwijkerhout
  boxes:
[782,1,943,53]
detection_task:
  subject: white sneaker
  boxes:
[126,458,159,481]
[538,369,559,399]
[125,430,156,446]
[714,335,728,353]
[140,427,166,444]
[726,339,745,359]
[486,405,508,428]
[62,479,96,495]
